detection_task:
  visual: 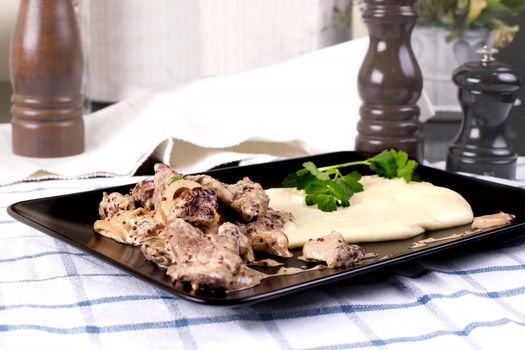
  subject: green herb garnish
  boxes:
[282,149,418,212]
[166,175,183,186]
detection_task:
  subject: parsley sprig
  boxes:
[282,149,418,212]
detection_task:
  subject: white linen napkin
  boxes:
[0,37,434,186]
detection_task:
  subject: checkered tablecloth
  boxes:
[1,175,525,349]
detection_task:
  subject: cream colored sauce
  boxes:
[266,176,474,248]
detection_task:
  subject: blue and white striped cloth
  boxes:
[2,176,525,349]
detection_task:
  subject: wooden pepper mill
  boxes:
[10,0,85,157]
[355,0,423,160]
[446,46,521,179]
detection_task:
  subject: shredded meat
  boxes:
[98,192,135,220]
[301,231,365,268]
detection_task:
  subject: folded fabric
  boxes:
[0,37,434,186]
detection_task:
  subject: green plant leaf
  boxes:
[501,0,525,12]
[282,169,316,189]
[282,150,418,212]
[467,0,488,26]
[327,181,350,207]
[368,150,397,178]
[341,171,363,192]
[166,175,183,186]
[305,193,338,212]
[303,161,330,181]
[416,0,524,40]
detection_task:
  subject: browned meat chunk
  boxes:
[98,192,136,219]
[156,179,202,224]
[185,174,234,204]
[301,231,365,268]
[240,209,293,236]
[167,187,219,232]
[165,219,258,290]
[238,209,293,257]
[228,177,269,222]
[187,175,269,222]
[130,179,155,210]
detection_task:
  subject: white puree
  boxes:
[266,175,474,248]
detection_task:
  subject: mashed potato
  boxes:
[266,175,474,248]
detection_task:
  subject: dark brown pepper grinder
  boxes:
[355,0,423,160]
[10,0,85,157]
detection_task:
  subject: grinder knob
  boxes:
[446,46,521,179]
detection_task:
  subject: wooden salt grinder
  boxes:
[10,0,85,157]
[355,0,423,160]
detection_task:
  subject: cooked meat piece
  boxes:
[301,231,365,268]
[130,179,155,209]
[140,231,173,268]
[238,209,293,257]
[240,209,293,236]
[165,219,257,290]
[152,163,184,209]
[94,208,160,245]
[227,177,270,222]
[98,192,136,219]
[471,212,515,229]
[187,175,269,222]
[217,222,255,262]
[126,211,164,246]
[250,230,293,258]
[156,179,202,225]
[185,174,234,204]
[93,164,298,291]
[167,187,220,232]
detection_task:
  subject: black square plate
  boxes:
[8,151,525,305]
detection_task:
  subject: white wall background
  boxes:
[352,1,367,38]
[83,0,354,102]
[0,0,367,86]
[0,0,20,81]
